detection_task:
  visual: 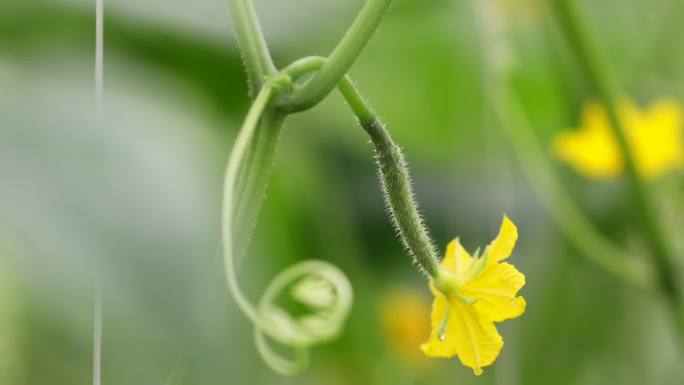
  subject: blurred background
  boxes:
[1,0,684,384]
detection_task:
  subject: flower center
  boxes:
[434,267,480,305]
[434,268,463,297]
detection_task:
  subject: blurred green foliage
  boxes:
[0,0,683,384]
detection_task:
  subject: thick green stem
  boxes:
[231,59,322,246]
[361,117,440,277]
[226,0,277,97]
[552,0,680,305]
[230,58,325,255]
[280,56,440,276]
[227,0,279,235]
[340,79,440,277]
[282,56,373,124]
[279,0,395,112]
[232,110,285,258]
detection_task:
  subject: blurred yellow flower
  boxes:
[421,216,525,375]
[552,99,683,179]
[379,287,431,367]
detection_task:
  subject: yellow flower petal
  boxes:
[421,287,456,358]
[421,296,503,375]
[483,215,518,270]
[634,99,683,178]
[552,98,684,179]
[463,262,526,322]
[552,101,621,178]
[442,238,473,275]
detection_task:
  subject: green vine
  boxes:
[222,0,438,374]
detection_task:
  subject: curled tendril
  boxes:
[222,71,353,376]
[254,261,353,374]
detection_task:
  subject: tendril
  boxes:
[254,261,352,374]
[222,72,353,376]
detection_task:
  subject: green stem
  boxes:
[222,80,354,376]
[233,110,285,258]
[360,115,440,277]
[234,121,261,216]
[223,85,275,323]
[340,78,440,277]
[281,56,373,124]
[280,56,440,276]
[226,0,277,97]
[279,0,395,113]
[230,57,325,257]
[552,0,680,304]
[232,55,377,257]
[224,0,287,261]
[337,76,375,125]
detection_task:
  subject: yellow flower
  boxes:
[379,287,432,368]
[420,215,525,375]
[552,99,684,179]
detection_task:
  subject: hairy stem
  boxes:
[361,117,440,277]
[280,56,439,276]
[340,79,440,277]
[226,0,277,97]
